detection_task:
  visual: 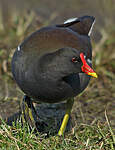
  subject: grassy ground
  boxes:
[0,14,115,149]
[0,116,114,150]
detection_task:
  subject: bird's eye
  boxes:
[72,57,81,63]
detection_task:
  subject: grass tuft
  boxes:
[0,117,115,149]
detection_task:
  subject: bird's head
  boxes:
[59,47,98,78]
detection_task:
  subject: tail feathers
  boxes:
[56,16,95,36]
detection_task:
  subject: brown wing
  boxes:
[21,25,91,58]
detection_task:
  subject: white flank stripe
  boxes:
[18,45,21,51]
[64,17,78,24]
[88,20,95,36]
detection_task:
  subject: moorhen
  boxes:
[11,16,97,136]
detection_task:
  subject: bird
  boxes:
[11,15,97,136]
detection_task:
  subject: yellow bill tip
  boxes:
[88,72,98,78]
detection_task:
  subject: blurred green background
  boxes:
[0,0,115,128]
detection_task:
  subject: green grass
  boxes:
[0,116,114,150]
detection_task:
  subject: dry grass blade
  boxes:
[105,110,115,144]
[0,124,28,148]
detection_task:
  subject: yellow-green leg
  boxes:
[58,98,74,136]
[21,95,38,130]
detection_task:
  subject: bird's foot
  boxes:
[21,95,39,131]
[21,95,48,132]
